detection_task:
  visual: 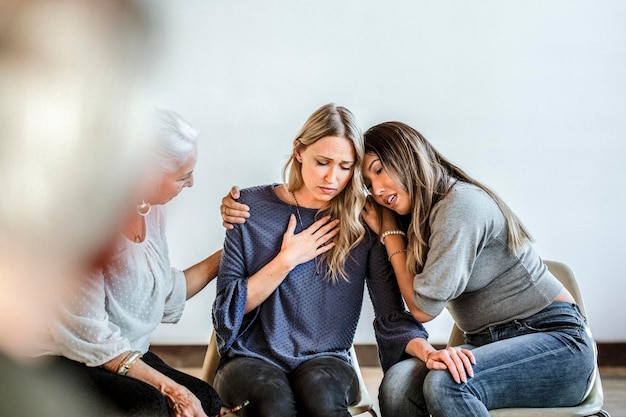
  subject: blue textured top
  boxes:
[212,184,428,373]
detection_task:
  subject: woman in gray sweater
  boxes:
[360,121,595,417]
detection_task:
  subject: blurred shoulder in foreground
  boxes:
[0,0,153,415]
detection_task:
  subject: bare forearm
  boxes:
[104,353,203,414]
[102,352,170,391]
[383,234,435,323]
[127,359,172,390]
[405,337,437,363]
[184,249,222,299]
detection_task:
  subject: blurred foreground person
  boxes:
[0,0,151,415]
[39,110,222,417]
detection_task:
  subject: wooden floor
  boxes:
[183,366,626,416]
[598,367,626,417]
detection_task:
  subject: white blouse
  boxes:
[40,205,186,366]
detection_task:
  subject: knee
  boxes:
[423,369,457,408]
[220,386,295,417]
[215,358,296,416]
[295,377,353,417]
[379,368,407,409]
[123,384,170,416]
[379,358,428,416]
[296,390,350,417]
[253,395,296,417]
[186,381,221,416]
[217,383,296,417]
[291,357,357,417]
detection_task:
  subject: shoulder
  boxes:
[227,184,289,232]
[237,184,278,205]
[439,182,499,212]
[362,222,380,246]
[431,182,503,227]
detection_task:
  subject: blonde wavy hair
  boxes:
[283,103,366,283]
[364,121,533,276]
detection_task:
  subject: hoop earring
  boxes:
[136,200,152,217]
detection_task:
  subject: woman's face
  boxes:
[295,135,355,208]
[362,152,411,215]
[151,149,197,205]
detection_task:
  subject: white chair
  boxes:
[348,344,379,416]
[447,260,610,417]
[200,331,378,416]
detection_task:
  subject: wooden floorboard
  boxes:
[600,367,626,417]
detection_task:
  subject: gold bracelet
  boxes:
[380,229,406,245]
[116,351,143,376]
[388,249,407,261]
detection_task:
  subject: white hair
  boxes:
[153,109,198,172]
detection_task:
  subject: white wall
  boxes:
[145,0,626,345]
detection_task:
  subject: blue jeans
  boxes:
[214,355,359,417]
[379,302,596,417]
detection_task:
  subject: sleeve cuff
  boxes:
[162,267,186,323]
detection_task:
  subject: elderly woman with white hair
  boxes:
[37,110,222,417]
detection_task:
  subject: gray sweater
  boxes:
[414,182,563,333]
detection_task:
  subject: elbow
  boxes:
[408,305,436,323]
[403,289,437,323]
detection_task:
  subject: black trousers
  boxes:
[214,355,359,417]
[57,351,221,417]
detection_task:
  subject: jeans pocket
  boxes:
[520,304,589,344]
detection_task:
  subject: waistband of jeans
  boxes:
[468,301,586,336]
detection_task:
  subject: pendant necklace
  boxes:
[291,191,305,232]
[291,190,322,275]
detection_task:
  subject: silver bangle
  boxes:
[116,351,143,376]
[380,229,406,245]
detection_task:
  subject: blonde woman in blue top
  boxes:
[213,104,471,417]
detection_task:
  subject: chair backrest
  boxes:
[543,260,586,316]
[200,331,377,416]
[201,330,219,385]
[348,345,378,416]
